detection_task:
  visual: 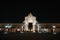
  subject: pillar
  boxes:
[25,23,28,31]
[32,24,35,32]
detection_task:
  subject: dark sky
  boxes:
[0,3,59,23]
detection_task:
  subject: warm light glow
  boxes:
[5,29,8,31]
[44,29,47,31]
[0,28,1,30]
[53,25,56,28]
[17,29,20,31]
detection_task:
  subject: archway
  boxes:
[28,23,33,32]
[23,13,37,32]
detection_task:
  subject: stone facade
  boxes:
[0,13,60,33]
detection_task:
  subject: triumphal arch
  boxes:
[23,13,37,32]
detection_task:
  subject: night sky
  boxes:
[0,3,59,23]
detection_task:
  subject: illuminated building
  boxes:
[0,12,60,33]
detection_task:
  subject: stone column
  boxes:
[25,24,28,31]
[37,25,40,32]
[32,24,35,32]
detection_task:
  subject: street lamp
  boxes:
[52,25,56,34]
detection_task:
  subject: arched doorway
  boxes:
[23,13,37,32]
[28,23,33,32]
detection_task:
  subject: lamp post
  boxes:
[52,25,56,34]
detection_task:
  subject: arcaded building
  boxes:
[0,13,60,33]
